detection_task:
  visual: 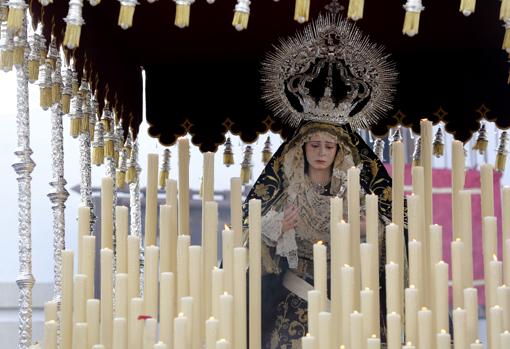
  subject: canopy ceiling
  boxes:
[29,0,510,151]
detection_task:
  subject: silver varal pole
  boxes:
[13,16,35,349]
[79,88,95,232]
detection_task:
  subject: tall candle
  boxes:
[216,339,230,349]
[331,196,343,227]
[74,322,88,349]
[420,119,433,229]
[248,199,261,349]
[470,339,484,349]
[177,235,190,304]
[361,288,375,342]
[116,206,129,273]
[100,248,114,349]
[361,242,379,338]
[143,318,157,349]
[505,239,510,286]
[409,240,423,306]
[160,272,175,347]
[437,330,451,349]
[82,235,96,300]
[391,140,405,245]
[451,239,465,309]
[127,236,140,301]
[87,299,100,348]
[314,241,328,311]
[78,206,91,273]
[459,190,474,288]
[154,342,168,349]
[144,246,159,319]
[348,166,361,310]
[178,138,190,235]
[405,286,419,346]
[387,312,401,349]
[318,312,332,349]
[181,297,194,341]
[483,217,498,306]
[189,246,203,349]
[367,336,381,349]
[302,334,316,349]
[366,194,378,245]
[503,187,510,243]
[435,261,449,333]
[418,307,432,349]
[231,177,243,248]
[112,317,127,349]
[385,224,401,268]
[204,201,218,321]
[101,177,114,249]
[501,331,510,349]
[331,220,348,347]
[490,306,503,349]
[115,273,128,319]
[350,311,363,349]
[165,179,177,208]
[411,168,425,242]
[341,265,354,347]
[44,320,57,349]
[61,250,74,349]
[234,247,248,349]
[174,313,188,349]
[464,288,479,344]
[159,205,173,273]
[385,262,400,315]
[206,317,219,349]
[498,285,510,331]
[453,308,467,349]
[489,256,503,310]
[360,243,374,291]
[145,153,159,247]
[74,274,87,323]
[452,140,465,241]
[219,292,234,345]
[202,152,215,202]
[480,164,495,218]
[128,298,144,349]
[212,267,224,319]
[222,227,234,296]
[308,290,321,337]
[44,300,57,322]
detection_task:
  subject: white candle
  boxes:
[154,342,167,349]
[408,240,423,305]
[115,273,128,319]
[505,239,510,287]
[44,320,57,349]
[178,138,190,235]
[331,220,348,347]
[452,140,465,240]
[174,313,188,349]
[451,239,465,309]
[61,250,74,349]
[160,272,175,347]
[219,292,234,345]
[402,342,416,349]
[128,298,144,349]
[302,333,316,349]
[464,288,479,344]
[101,177,114,249]
[78,206,90,273]
[181,297,194,341]
[314,241,328,311]
[318,312,332,349]
[74,322,88,349]
[366,194,378,245]
[189,246,203,349]
[420,119,433,229]
[387,312,401,349]
[489,256,503,310]
[44,300,57,321]
[204,201,218,320]
[459,190,474,288]
[206,317,219,349]
[405,286,419,346]
[480,163,495,218]
[498,285,510,331]
[437,330,451,349]
[418,308,432,349]
[145,153,159,246]
[470,339,484,349]
[248,199,261,349]
[74,274,87,323]
[484,217,498,307]
[435,261,449,333]
[360,243,374,291]
[350,311,363,349]
[143,246,159,319]
[211,267,224,319]
[385,262,400,315]
[361,288,375,342]
[159,205,175,274]
[143,318,157,349]
[82,235,96,301]
[503,187,510,242]
[308,290,321,338]
[367,335,381,349]
[112,317,127,349]
[222,226,234,296]
[453,308,467,349]
[87,299,100,348]
[341,265,354,347]
[230,177,243,248]
[348,166,361,310]
[411,169,425,242]
[385,223,401,267]
[116,206,129,273]
[202,152,215,201]
[127,236,140,301]
[165,178,177,208]
[177,235,190,304]
[490,306,503,349]
[100,248,113,349]
[216,339,230,349]
[501,331,510,349]
[234,247,248,349]
[391,140,405,244]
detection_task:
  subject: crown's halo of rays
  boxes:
[260,14,398,130]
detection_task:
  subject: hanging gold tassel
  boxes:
[51,58,63,105]
[293,0,310,23]
[233,0,250,31]
[63,0,85,49]
[174,0,192,28]
[503,21,510,53]
[0,0,8,22]
[496,131,508,172]
[89,106,97,141]
[159,148,171,189]
[240,145,253,184]
[92,121,105,166]
[61,69,72,114]
[473,123,488,154]
[6,0,26,34]
[0,22,14,72]
[104,128,115,159]
[12,36,25,67]
[126,141,138,183]
[347,0,364,21]
[116,149,127,189]
[71,70,79,95]
[114,124,123,166]
[459,0,476,16]
[402,0,424,37]
[124,131,133,159]
[118,0,137,30]
[39,60,53,110]
[412,136,421,167]
[501,0,510,21]
[69,95,83,138]
[262,136,272,165]
[223,137,234,167]
[432,126,445,158]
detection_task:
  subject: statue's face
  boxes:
[304,132,338,171]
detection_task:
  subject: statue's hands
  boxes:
[282,205,300,233]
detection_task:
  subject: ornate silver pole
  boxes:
[13,16,35,349]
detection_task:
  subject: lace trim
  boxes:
[261,210,299,268]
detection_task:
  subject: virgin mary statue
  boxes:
[241,15,401,349]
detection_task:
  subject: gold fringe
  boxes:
[293,0,310,23]
[103,119,111,133]
[104,139,115,158]
[118,5,135,29]
[92,146,104,166]
[175,3,190,28]
[460,0,476,16]
[159,169,169,189]
[114,151,120,168]
[81,115,89,134]
[223,152,234,166]
[70,118,81,138]
[40,87,52,110]
[503,27,510,52]
[72,80,79,96]
[61,94,71,114]
[262,150,272,164]
[402,11,420,37]
[63,23,82,49]
[232,11,249,31]
[347,0,364,21]
[126,166,137,183]
[433,143,444,158]
[0,6,8,22]
[52,83,62,105]
[473,139,488,154]
[13,46,24,66]
[1,50,13,72]
[501,0,510,20]
[496,153,507,172]
[89,123,95,141]
[240,166,251,184]
[6,7,24,34]
[28,60,39,83]
[39,48,47,65]
[116,171,126,189]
